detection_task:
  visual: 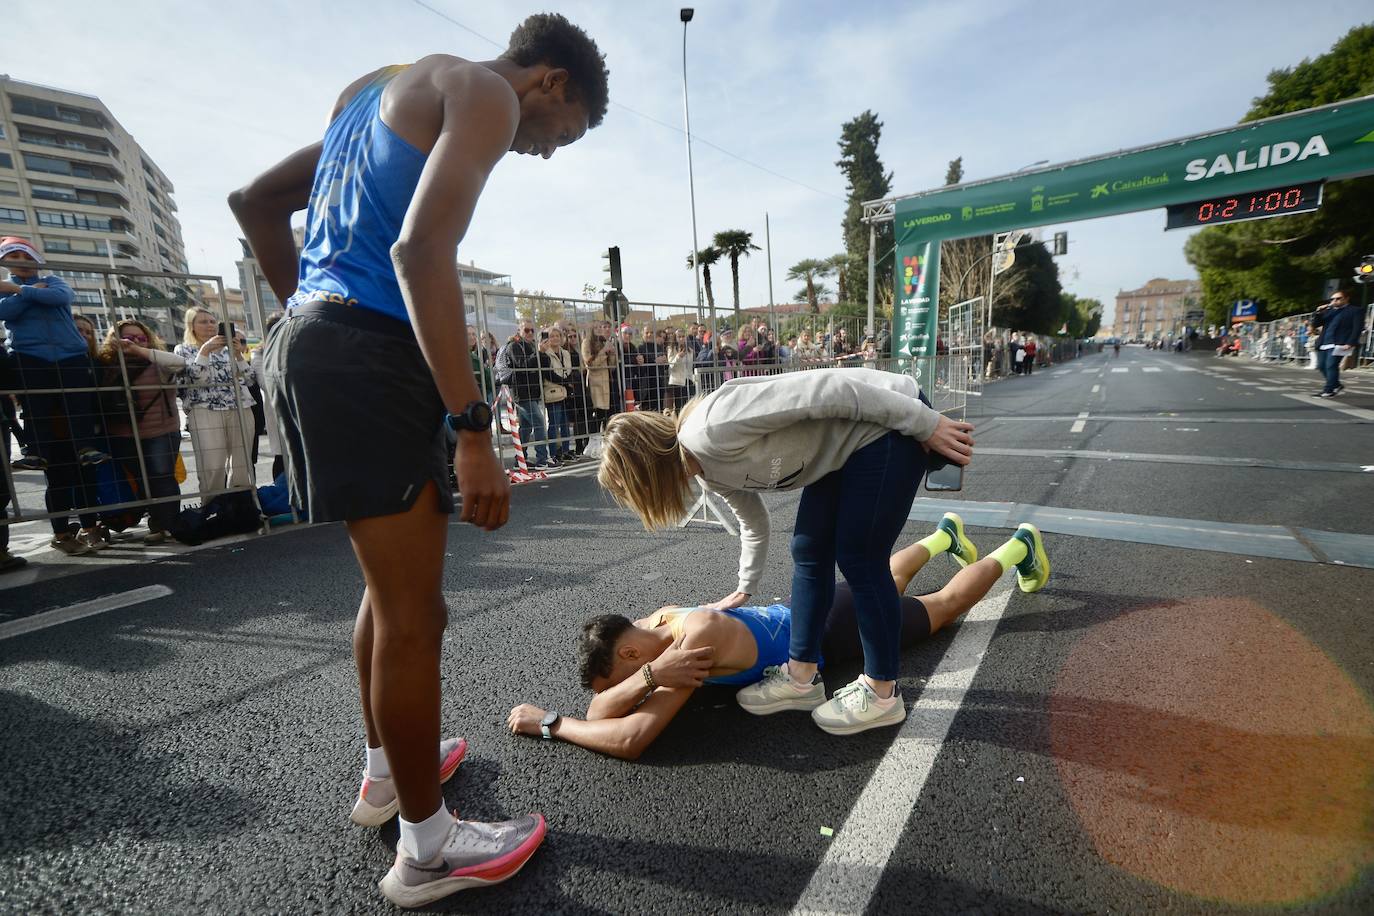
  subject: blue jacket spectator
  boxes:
[0,273,84,362]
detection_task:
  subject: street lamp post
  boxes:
[680,8,707,333]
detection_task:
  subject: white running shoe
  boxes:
[736,664,825,715]
[378,812,546,907]
[811,679,906,735]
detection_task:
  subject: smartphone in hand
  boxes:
[925,451,964,492]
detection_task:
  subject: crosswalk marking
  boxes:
[1142,367,1161,373]
[1111,367,1129,373]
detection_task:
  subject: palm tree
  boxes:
[793,282,833,305]
[687,247,721,319]
[787,258,828,313]
[712,229,760,325]
[825,253,850,303]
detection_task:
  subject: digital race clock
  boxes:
[1165,180,1323,230]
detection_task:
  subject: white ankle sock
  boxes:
[862,676,898,705]
[399,803,452,861]
[365,744,390,780]
[785,662,818,689]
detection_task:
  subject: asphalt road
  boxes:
[2,346,1372,915]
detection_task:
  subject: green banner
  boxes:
[894,240,939,392]
[894,95,1374,245]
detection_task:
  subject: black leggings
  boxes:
[819,582,931,664]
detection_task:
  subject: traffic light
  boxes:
[1052,232,1068,256]
[1355,254,1374,285]
[602,246,623,290]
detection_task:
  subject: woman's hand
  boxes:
[198,335,227,358]
[507,704,546,737]
[702,591,750,611]
[923,414,975,466]
[116,338,150,360]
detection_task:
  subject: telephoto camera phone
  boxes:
[219,321,235,340]
[924,452,964,492]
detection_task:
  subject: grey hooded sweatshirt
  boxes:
[677,368,942,596]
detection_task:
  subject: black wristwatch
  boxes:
[540,710,560,740]
[445,400,493,433]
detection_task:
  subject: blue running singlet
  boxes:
[289,66,427,323]
[704,605,792,687]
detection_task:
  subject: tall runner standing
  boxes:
[229,15,608,908]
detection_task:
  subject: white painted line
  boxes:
[1174,367,1199,372]
[1257,386,1286,391]
[1110,367,1129,373]
[1090,384,1100,394]
[1237,381,1262,387]
[0,585,173,642]
[1080,368,1095,374]
[1281,393,1374,421]
[791,586,1016,916]
[1142,367,1162,373]
[1070,411,1089,433]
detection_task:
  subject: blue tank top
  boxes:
[289,66,427,323]
[704,605,792,687]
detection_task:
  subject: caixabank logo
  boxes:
[902,253,924,296]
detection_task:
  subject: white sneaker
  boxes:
[811,679,906,735]
[736,664,825,715]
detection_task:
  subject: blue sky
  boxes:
[13,1,1370,323]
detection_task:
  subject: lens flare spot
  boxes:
[1052,598,1374,905]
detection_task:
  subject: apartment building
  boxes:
[1112,278,1203,342]
[0,75,189,337]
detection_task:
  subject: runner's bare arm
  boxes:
[228,143,320,304]
[509,686,698,761]
[586,643,714,721]
[391,65,516,417]
[228,68,388,304]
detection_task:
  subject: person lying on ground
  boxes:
[506,513,1049,758]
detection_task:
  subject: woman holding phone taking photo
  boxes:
[599,367,1046,735]
[174,306,258,496]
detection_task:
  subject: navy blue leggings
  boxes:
[788,431,925,680]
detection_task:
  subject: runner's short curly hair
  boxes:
[578,614,635,689]
[502,13,609,128]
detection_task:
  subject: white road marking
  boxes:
[791,586,1016,916]
[1257,386,1287,391]
[1282,393,1374,421]
[1070,411,1089,433]
[1090,384,1100,394]
[1081,368,1095,373]
[1173,366,1199,372]
[0,585,173,642]
[1142,367,1162,373]
[1237,381,1262,386]
[1111,367,1128,373]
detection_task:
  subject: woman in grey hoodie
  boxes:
[598,368,1042,735]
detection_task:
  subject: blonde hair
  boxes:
[597,401,701,530]
[183,306,216,346]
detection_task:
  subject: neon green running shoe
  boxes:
[936,512,978,568]
[1011,523,1050,593]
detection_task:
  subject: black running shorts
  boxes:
[261,301,455,523]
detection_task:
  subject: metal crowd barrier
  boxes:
[3,261,269,545]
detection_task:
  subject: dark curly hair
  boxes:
[577,614,635,690]
[502,13,610,129]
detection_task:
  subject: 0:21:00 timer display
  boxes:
[1164,180,1323,230]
